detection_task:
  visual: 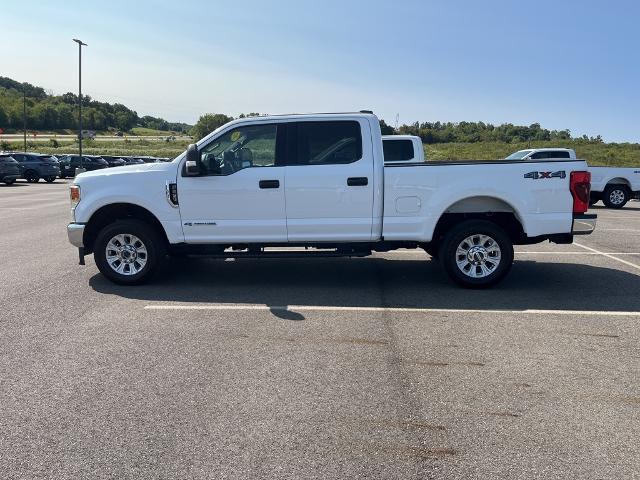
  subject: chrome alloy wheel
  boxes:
[609,189,625,206]
[105,234,148,275]
[455,234,502,278]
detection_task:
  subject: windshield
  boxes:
[505,150,532,160]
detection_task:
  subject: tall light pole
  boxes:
[23,88,27,151]
[73,39,87,172]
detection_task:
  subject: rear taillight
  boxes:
[570,171,591,214]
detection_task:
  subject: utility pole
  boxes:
[73,39,87,172]
[23,88,27,151]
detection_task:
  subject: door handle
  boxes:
[259,179,280,189]
[347,177,368,186]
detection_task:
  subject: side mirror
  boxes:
[184,143,201,176]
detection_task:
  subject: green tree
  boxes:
[0,105,7,128]
[190,113,233,141]
[379,119,394,135]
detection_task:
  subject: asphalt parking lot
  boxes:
[1,180,639,479]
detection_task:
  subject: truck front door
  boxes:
[177,123,287,243]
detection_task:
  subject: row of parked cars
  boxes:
[0,152,171,185]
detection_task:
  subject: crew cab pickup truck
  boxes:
[507,148,640,208]
[67,112,596,288]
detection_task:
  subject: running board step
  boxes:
[178,250,372,259]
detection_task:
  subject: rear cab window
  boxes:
[383,139,414,162]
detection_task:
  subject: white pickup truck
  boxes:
[506,148,640,208]
[67,112,596,288]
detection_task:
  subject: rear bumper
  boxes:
[572,214,597,235]
[67,223,85,247]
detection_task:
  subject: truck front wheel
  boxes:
[94,220,165,285]
[439,220,514,288]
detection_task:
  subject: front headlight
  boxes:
[70,185,81,207]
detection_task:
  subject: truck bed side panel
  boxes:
[382,160,588,242]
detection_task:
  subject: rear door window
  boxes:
[292,121,362,165]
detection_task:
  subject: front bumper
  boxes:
[67,223,85,247]
[572,214,597,235]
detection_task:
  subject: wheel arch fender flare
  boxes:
[83,202,169,253]
[430,194,527,241]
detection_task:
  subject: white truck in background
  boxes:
[506,148,640,209]
[382,135,424,163]
[67,112,596,288]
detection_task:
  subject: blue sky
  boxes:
[1,0,638,141]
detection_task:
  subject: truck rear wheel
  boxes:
[603,185,629,209]
[94,220,165,285]
[439,220,514,288]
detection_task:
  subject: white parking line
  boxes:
[574,242,640,271]
[144,305,640,316]
[513,251,640,255]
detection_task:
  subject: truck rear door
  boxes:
[284,119,375,241]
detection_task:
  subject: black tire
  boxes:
[438,220,514,289]
[44,176,56,183]
[25,171,40,183]
[602,185,629,209]
[3,179,15,185]
[94,220,166,285]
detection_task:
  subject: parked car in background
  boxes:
[99,155,126,168]
[80,130,96,140]
[505,148,576,161]
[505,148,640,208]
[10,152,60,182]
[121,157,145,165]
[0,154,21,185]
[137,156,158,163]
[58,155,108,178]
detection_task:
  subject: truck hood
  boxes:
[75,161,175,180]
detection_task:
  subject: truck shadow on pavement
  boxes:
[89,256,640,316]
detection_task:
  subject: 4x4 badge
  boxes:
[524,170,566,180]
